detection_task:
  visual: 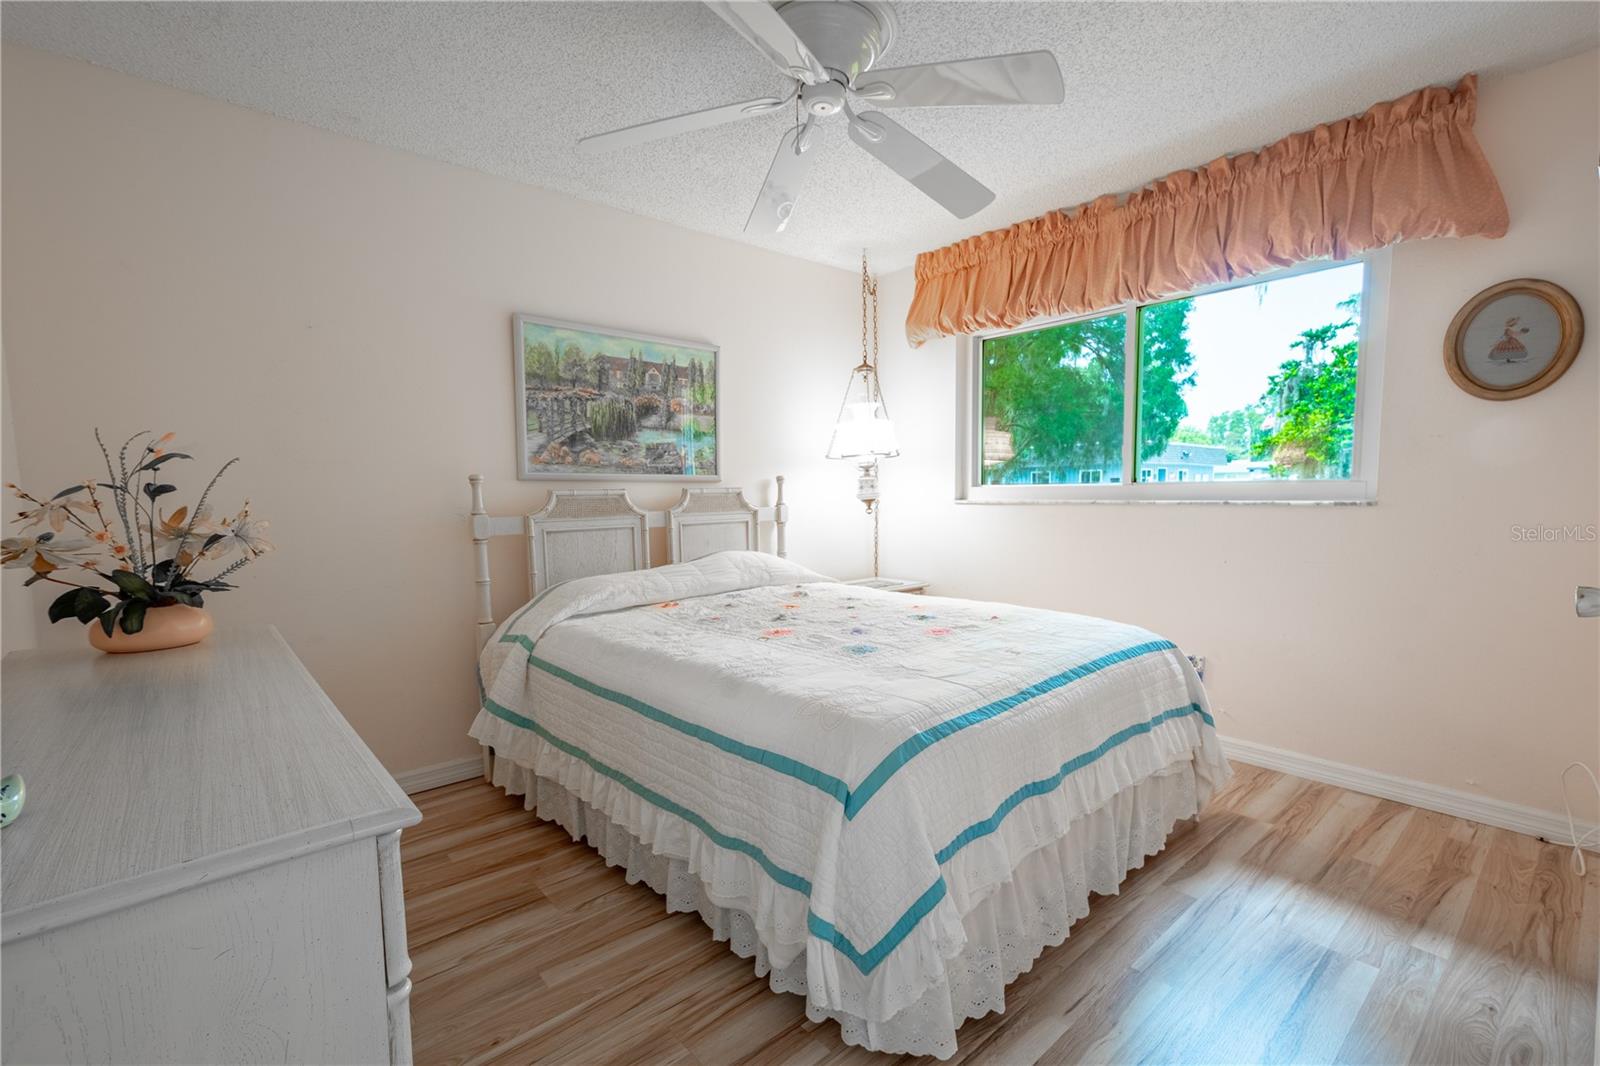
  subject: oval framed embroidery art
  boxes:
[1444,279,1584,400]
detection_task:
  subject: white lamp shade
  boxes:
[826,362,900,460]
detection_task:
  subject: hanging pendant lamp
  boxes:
[827,251,898,514]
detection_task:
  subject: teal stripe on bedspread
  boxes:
[475,694,1208,977]
[842,640,1178,819]
[479,694,814,897]
[526,654,852,804]
[807,879,950,974]
[935,702,1212,865]
[494,627,1174,817]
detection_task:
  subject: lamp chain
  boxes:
[861,249,882,577]
[860,250,879,370]
[871,269,879,370]
[860,252,869,366]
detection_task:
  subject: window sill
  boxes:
[953,496,1377,507]
[957,478,1377,505]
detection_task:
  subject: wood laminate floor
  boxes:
[403,764,1598,1065]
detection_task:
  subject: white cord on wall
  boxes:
[1561,761,1600,876]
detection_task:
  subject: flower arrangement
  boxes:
[2,430,272,637]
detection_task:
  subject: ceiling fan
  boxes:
[577,0,1064,234]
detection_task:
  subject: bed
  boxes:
[465,476,1230,1058]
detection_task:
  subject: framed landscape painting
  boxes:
[513,313,719,481]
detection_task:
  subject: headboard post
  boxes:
[775,475,787,559]
[469,474,495,651]
[525,515,538,601]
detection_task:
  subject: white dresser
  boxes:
[1,626,421,1065]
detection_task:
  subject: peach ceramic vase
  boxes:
[88,604,213,654]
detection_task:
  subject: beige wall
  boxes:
[1,45,870,773]
[5,42,1596,819]
[2,352,38,656]
[877,49,1600,820]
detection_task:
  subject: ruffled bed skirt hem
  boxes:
[484,751,1206,1059]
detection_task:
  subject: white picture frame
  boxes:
[513,313,721,481]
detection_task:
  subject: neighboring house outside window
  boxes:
[996,442,1225,487]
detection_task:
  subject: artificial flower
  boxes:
[205,514,274,558]
[146,432,181,457]
[13,494,90,533]
[1,534,98,572]
[153,504,212,551]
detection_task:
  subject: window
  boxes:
[979,312,1125,487]
[966,257,1382,502]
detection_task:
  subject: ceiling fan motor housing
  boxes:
[775,0,898,85]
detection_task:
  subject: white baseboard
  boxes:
[1221,735,1598,852]
[394,756,483,795]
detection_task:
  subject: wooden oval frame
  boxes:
[1444,278,1584,400]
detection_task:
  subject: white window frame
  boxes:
[956,252,1388,504]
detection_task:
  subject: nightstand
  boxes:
[840,577,930,595]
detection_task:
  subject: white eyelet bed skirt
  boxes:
[486,751,1204,1059]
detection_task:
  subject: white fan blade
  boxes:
[578,94,789,154]
[847,112,995,219]
[854,51,1065,108]
[704,1,828,85]
[746,125,815,234]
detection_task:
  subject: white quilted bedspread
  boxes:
[471,551,1229,1024]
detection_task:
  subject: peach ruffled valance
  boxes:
[906,75,1507,346]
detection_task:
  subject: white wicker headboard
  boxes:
[529,490,650,595]
[669,488,760,562]
[468,474,788,649]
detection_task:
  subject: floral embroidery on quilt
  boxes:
[620,582,994,663]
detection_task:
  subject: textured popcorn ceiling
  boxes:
[4,2,1596,271]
